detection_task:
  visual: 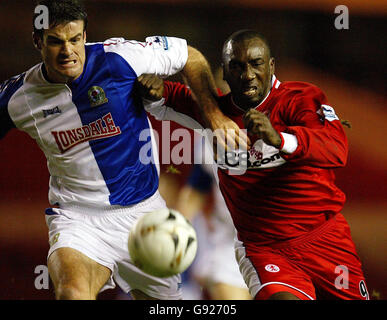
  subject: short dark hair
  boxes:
[222,29,272,59]
[33,0,88,38]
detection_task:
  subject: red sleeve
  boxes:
[281,86,348,168]
[162,81,206,127]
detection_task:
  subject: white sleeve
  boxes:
[143,98,204,131]
[280,132,298,154]
[103,36,188,77]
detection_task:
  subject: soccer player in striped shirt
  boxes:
[0,0,243,300]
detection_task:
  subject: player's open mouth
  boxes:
[58,60,77,68]
[242,86,258,96]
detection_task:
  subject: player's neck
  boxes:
[231,87,271,111]
[41,63,78,85]
[231,75,274,111]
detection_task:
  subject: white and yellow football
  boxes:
[128,208,197,278]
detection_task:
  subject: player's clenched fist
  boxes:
[243,109,282,148]
[137,74,165,101]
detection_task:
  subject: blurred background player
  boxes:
[175,139,251,300]
[141,68,251,300]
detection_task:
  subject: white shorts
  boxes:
[45,191,182,300]
[190,213,248,289]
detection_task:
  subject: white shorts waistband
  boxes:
[55,191,163,217]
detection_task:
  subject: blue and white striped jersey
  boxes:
[0,36,188,208]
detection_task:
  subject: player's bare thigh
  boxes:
[208,282,252,300]
[48,247,111,300]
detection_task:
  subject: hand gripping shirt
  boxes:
[0,36,188,208]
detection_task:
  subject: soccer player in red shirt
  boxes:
[140,29,369,300]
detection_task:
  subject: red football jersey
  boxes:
[151,76,348,245]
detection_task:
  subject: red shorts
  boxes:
[235,213,369,300]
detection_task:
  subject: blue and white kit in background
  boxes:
[0,36,187,299]
[188,141,249,293]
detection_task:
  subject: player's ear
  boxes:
[32,32,42,50]
[83,31,87,43]
[269,57,275,76]
[221,63,226,80]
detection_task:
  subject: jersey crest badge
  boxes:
[88,86,108,107]
[265,264,280,272]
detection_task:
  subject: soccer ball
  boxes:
[128,208,197,278]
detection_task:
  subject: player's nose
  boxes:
[241,65,255,81]
[60,42,73,56]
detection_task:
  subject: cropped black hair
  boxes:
[33,0,88,38]
[222,29,272,59]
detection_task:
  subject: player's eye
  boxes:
[250,60,264,68]
[47,38,62,45]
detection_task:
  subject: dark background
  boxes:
[0,0,385,300]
